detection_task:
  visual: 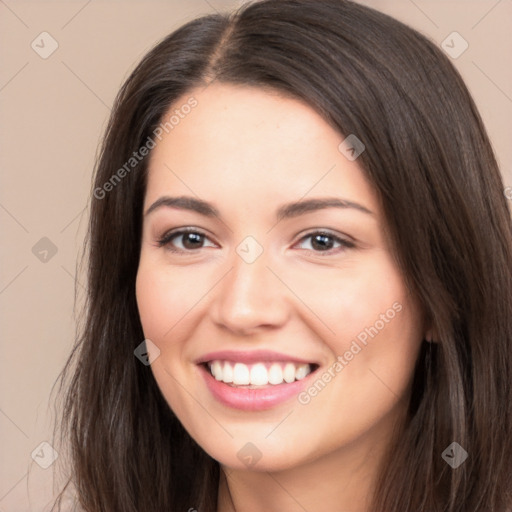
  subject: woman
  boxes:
[51,0,512,510]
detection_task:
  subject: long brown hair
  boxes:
[51,1,512,510]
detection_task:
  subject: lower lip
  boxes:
[199,364,316,411]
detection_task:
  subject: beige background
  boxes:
[1,0,511,510]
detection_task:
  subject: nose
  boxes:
[210,247,290,335]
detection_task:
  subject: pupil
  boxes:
[312,234,332,250]
[183,233,203,249]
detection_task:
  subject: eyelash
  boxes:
[156,227,355,256]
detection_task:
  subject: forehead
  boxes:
[145,83,378,215]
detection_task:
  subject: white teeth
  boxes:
[250,363,268,385]
[207,360,313,386]
[211,360,223,381]
[233,363,250,385]
[295,364,309,380]
[222,361,233,383]
[268,363,283,385]
[283,363,296,383]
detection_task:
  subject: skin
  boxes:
[135,82,430,512]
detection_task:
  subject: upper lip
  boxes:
[195,350,318,365]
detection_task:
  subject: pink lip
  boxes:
[198,362,318,412]
[195,349,316,365]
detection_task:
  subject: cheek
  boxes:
[135,262,202,431]
[291,253,411,347]
[135,262,197,341]
[294,253,423,409]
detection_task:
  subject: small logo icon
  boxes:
[338,134,365,161]
[31,441,59,469]
[236,236,264,264]
[442,441,468,468]
[237,442,262,467]
[31,32,59,59]
[32,237,58,263]
[134,339,160,366]
[441,32,468,59]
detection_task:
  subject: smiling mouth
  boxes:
[204,360,319,388]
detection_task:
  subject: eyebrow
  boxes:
[144,195,373,220]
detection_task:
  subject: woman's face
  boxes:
[136,83,425,472]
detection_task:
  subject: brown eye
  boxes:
[157,228,216,253]
[296,231,355,254]
[178,232,205,249]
